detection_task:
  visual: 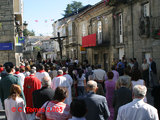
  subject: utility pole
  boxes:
[50,32,67,59]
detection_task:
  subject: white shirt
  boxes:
[63,74,73,105]
[4,97,27,120]
[74,60,79,64]
[15,73,25,89]
[35,71,49,82]
[51,75,71,105]
[77,74,86,86]
[132,79,144,87]
[93,69,106,81]
[63,74,73,86]
[51,76,70,90]
[141,63,149,71]
[117,99,159,120]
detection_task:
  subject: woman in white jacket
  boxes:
[4,84,27,120]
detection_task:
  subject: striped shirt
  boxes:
[36,101,70,120]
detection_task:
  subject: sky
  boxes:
[23,0,101,36]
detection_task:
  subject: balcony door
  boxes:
[119,48,124,60]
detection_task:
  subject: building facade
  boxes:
[108,0,160,75]
[52,0,160,78]
[75,0,160,76]
[23,36,56,61]
[0,0,23,65]
[76,1,114,71]
[52,5,92,60]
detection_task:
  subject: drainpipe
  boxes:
[131,0,134,58]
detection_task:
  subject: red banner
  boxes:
[82,33,96,48]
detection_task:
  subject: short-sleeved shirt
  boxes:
[36,101,70,120]
[77,74,85,87]
[141,63,149,71]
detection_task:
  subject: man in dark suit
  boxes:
[79,80,110,120]
[133,58,139,69]
[32,76,54,109]
[149,58,159,87]
[113,77,132,120]
[151,85,160,118]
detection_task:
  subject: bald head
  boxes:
[87,80,98,93]
[42,76,51,87]
[57,70,63,75]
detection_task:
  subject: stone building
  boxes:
[41,39,55,60]
[52,19,65,59]
[52,0,160,78]
[75,1,114,71]
[107,0,160,76]
[75,0,160,76]
[52,5,92,60]
[0,0,23,65]
[23,36,56,61]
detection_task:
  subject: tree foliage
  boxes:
[23,29,35,37]
[63,1,83,17]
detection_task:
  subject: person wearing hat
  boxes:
[51,70,70,105]
[0,62,25,108]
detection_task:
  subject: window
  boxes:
[145,52,151,63]
[74,50,77,58]
[62,27,66,36]
[143,3,150,17]
[119,48,124,60]
[82,23,86,36]
[119,13,123,43]
[97,21,102,44]
[94,54,99,65]
[68,22,72,36]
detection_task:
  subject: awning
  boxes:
[82,33,96,48]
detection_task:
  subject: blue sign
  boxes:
[18,37,25,43]
[0,43,13,50]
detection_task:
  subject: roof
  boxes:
[26,36,51,44]
[76,1,104,19]
[57,4,92,21]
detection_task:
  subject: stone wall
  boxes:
[115,0,160,78]
[0,0,16,65]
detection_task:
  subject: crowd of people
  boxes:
[0,57,159,120]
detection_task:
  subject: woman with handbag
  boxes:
[36,87,71,120]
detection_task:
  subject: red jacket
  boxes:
[23,74,41,114]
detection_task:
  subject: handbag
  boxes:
[40,101,50,120]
